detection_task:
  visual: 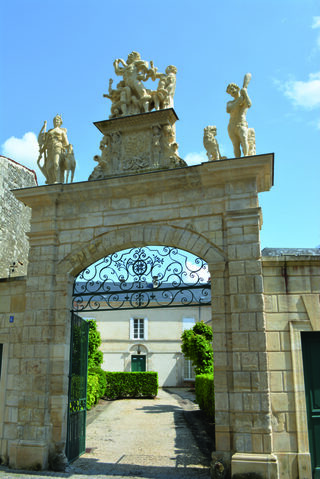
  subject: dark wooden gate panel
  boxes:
[66,312,89,462]
[301,332,320,478]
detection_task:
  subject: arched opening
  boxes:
[67,245,215,470]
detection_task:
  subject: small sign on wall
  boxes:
[9,316,14,323]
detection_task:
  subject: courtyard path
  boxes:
[0,389,213,479]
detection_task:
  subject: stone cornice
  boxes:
[12,153,274,209]
[94,108,178,134]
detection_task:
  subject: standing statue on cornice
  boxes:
[37,115,75,184]
[226,73,252,157]
[203,126,222,161]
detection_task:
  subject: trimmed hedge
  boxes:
[105,372,158,400]
[195,373,214,420]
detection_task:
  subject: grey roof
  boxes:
[262,248,320,257]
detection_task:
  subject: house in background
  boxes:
[74,245,212,387]
[80,306,211,387]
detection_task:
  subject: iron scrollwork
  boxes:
[72,246,211,311]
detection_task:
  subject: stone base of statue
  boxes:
[89,109,186,180]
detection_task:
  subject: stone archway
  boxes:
[1,153,277,476]
[59,223,225,278]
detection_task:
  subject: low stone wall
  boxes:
[263,253,320,478]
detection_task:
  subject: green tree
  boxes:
[181,321,213,375]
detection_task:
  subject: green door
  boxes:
[131,355,146,372]
[301,332,320,478]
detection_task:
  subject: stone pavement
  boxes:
[0,388,213,479]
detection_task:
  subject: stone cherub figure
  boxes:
[153,65,177,110]
[203,126,223,161]
[37,115,75,184]
[226,73,252,157]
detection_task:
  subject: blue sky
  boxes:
[0,0,319,250]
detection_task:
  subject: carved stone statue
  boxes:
[37,115,75,184]
[248,128,256,156]
[226,73,252,157]
[203,126,222,161]
[60,144,76,183]
[104,51,178,118]
[153,65,177,110]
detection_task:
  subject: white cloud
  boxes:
[281,72,320,109]
[312,17,320,50]
[1,132,39,170]
[185,260,210,283]
[184,151,207,166]
[312,16,320,29]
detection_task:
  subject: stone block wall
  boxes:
[263,250,320,478]
[0,156,37,279]
[0,277,27,466]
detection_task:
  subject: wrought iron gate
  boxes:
[66,312,89,462]
[72,246,211,312]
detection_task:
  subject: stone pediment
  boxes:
[90,108,186,180]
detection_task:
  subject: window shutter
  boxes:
[130,317,134,339]
[144,318,148,340]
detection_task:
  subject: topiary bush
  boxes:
[195,373,214,420]
[105,372,158,400]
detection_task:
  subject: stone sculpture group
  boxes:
[37,115,76,184]
[104,51,177,118]
[37,52,256,184]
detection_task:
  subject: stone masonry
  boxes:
[0,156,37,278]
[0,154,277,476]
[0,152,319,478]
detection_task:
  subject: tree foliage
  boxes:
[87,319,103,370]
[181,321,213,375]
[87,319,106,409]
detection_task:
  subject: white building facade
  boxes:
[80,307,211,387]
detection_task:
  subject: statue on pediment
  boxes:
[203,126,222,161]
[226,73,252,157]
[104,52,178,118]
[37,115,75,184]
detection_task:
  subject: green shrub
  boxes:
[181,322,213,375]
[105,372,158,400]
[195,373,214,420]
[87,320,103,370]
[87,374,100,409]
[86,319,106,410]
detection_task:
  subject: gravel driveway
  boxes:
[0,388,214,479]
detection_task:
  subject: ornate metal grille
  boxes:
[72,246,211,311]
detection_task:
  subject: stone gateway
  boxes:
[0,53,319,478]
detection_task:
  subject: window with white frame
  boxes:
[184,358,196,380]
[130,318,148,340]
[182,317,195,331]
